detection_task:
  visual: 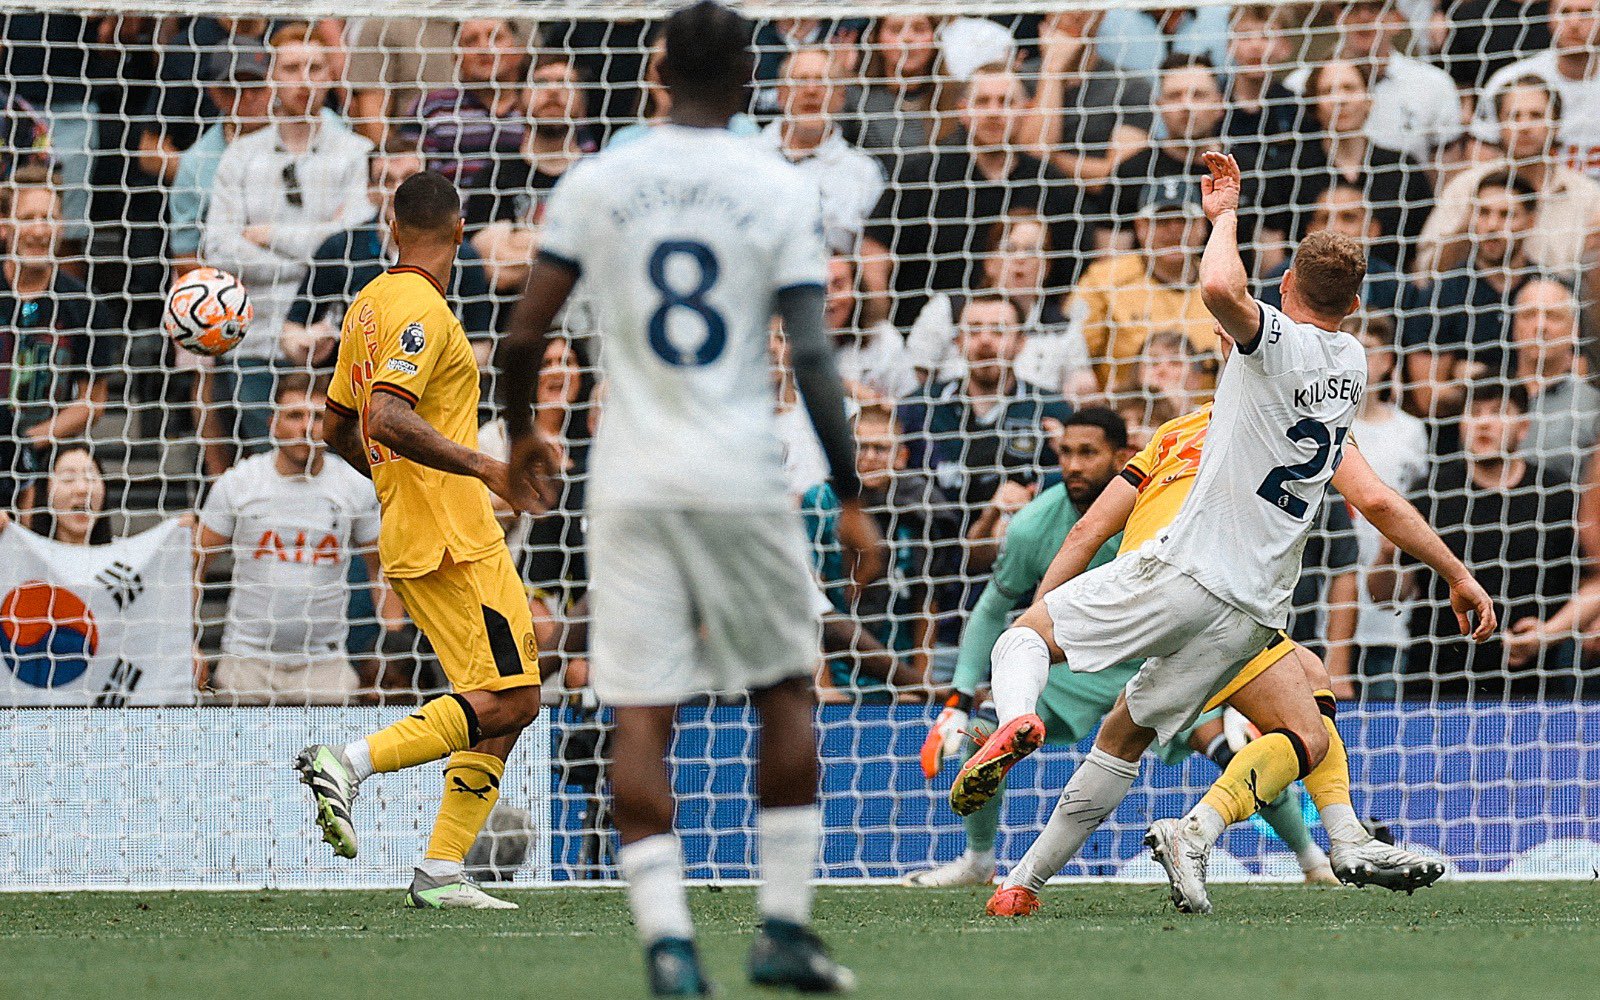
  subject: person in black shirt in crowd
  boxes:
[1379,383,1582,700]
[1288,486,1361,698]
[0,165,112,479]
[861,63,1093,329]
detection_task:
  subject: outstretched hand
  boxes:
[502,432,568,514]
[1199,151,1241,221]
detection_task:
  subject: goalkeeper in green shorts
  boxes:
[905,408,1335,887]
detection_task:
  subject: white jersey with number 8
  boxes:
[1152,300,1367,628]
[536,124,828,513]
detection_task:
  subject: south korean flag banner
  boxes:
[0,518,196,706]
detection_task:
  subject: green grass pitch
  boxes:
[4,883,1596,999]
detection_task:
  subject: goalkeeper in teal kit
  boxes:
[906,408,1335,887]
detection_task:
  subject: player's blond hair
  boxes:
[1290,230,1367,317]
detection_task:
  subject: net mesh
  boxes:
[2,0,1599,887]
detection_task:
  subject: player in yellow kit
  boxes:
[294,170,541,910]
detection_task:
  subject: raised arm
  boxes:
[1197,151,1262,346]
[1035,473,1138,598]
[1332,443,1496,641]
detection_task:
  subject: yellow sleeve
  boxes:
[1122,432,1162,487]
[367,294,452,408]
[326,301,363,417]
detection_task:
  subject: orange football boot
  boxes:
[986,885,1040,917]
[948,713,1045,816]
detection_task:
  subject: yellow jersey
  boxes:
[327,266,502,579]
[1117,403,1212,555]
[1066,253,1222,394]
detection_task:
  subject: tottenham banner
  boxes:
[0,518,196,707]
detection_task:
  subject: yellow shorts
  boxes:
[391,546,540,694]
[1202,630,1298,713]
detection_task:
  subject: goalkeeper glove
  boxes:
[920,691,975,779]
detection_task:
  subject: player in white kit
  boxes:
[494,4,881,995]
[954,152,1497,914]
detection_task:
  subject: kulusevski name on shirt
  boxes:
[1295,373,1364,411]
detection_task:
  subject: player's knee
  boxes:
[1015,606,1064,662]
[1293,720,1330,772]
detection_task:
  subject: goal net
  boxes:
[3,0,1599,889]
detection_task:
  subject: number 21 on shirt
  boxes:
[1257,417,1346,518]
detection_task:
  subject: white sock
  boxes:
[1296,841,1332,874]
[1185,802,1228,846]
[1320,802,1369,845]
[618,834,695,945]
[966,848,996,871]
[343,739,374,782]
[1003,747,1140,892]
[991,627,1051,724]
[758,805,821,926]
[417,857,462,879]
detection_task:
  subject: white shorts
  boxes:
[1043,547,1276,743]
[210,652,358,706]
[587,506,820,707]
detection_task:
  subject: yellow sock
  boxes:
[365,694,477,774]
[1198,731,1306,826]
[1304,691,1352,812]
[425,751,505,864]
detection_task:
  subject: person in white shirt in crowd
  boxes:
[1345,313,1429,701]
[824,255,916,402]
[1418,74,1600,280]
[196,373,388,706]
[1471,0,1600,177]
[757,46,885,256]
[201,32,373,456]
[1510,277,1600,481]
[907,212,1096,400]
[1283,0,1463,165]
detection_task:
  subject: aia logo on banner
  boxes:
[0,581,100,687]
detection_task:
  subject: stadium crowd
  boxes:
[2,1,1600,713]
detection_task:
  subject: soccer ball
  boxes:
[164,266,253,357]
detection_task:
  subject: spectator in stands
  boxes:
[757,47,885,255]
[137,17,273,189]
[608,30,760,146]
[469,58,600,295]
[0,166,111,473]
[345,17,462,146]
[1027,10,1153,197]
[1135,329,1219,419]
[1403,172,1540,429]
[752,17,858,115]
[196,374,388,706]
[1288,486,1361,698]
[166,44,275,267]
[12,442,111,545]
[898,291,1071,521]
[1260,183,1406,316]
[1221,4,1301,145]
[1347,313,1430,700]
[1442,0,1553,94]
[1293,60,1434,268]
[907,212,1096,398]
[1511,278,1600,480]
[1416,76,1600,281]
[843,14,955,168]
[286,140,493,368]
[201,33,371,452]
[1471,0,1600,177]
[824,255,917,402]
[404,18,530,218]
[1380,383,1582,699]
[861,64,1090,328]
[803,403,953,695]
[1069,177,1218,397]
[1285,0,1465,164]
[1111,56,1288,267]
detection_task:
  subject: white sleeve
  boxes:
[198,471,238,538]
[201,145,296,283]
[1233,299,1299,373]
[536,163,594,274]
[772,175,829,291]
[352,488,382,547]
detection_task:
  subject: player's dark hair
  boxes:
[659,1,753,105]
[391,170,462,234]
[1060,407,1129,451]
